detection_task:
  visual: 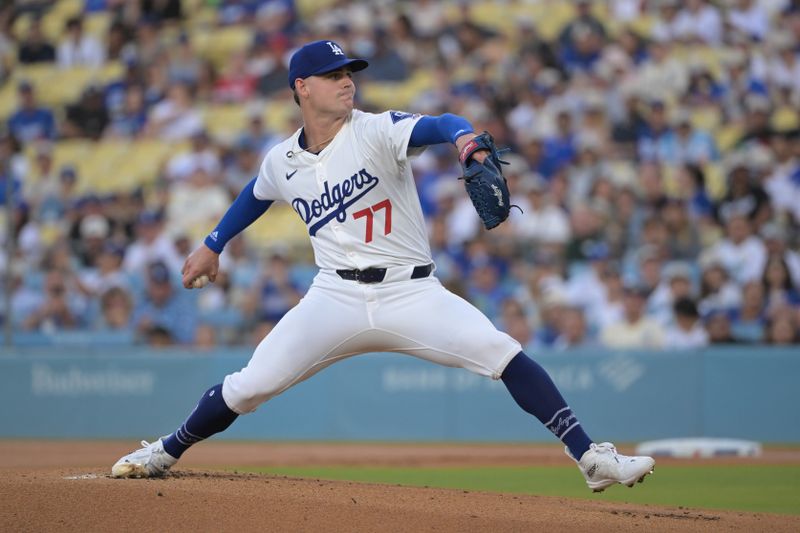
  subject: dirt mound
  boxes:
[1,441,797,532]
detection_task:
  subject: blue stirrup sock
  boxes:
[162,384,239,459]
[501,352,593,460]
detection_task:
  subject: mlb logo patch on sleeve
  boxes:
[390,111,419,124]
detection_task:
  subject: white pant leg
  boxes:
[223,276,375,413]
[371,276,521,379]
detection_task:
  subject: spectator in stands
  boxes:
[194,323,218,350]
[63,84,110,140]
[665,297,709,349]
[675,164,714,222]
[57,15,105,69]
[705,310,738,344]
[728,0,770,42]
[634,37,688,99]
[104,84,148,138]
[0,6,12,83]
[141,0,183,24]
[564,203,608,263]
[578,93,611,151]
[761,223,800,286]
[131,16,164,68]
[763,131,800,224]
[650,261,696,326]
[651,0,681,43]
[17,16,55,64]
[674,0,723,45]
[144,325,175,347]
[730,280,767,342]
[165,130,221,182]
[213,50,257,103]
[512,173,571,248]
[666,109,719,165]
[362,28,410,82]
[638,217,671,266]
[609,88,646,153]
[762,254,800,313]
[564,241,610,319]
[661,199,702,260]
[698,257,742,316]
[36,164,79,224]
[685,65,725,108]
[465,257,515,323]
[236,109,279,157]
[558,0,606,49]
[534,287,570,348]
[167,32,202,86]
[133,260,197,345]
[560,22,604,74]
[22,270,82,332]
[106,19,134,61]
[637,99,672,162]
[716,153,771,225]
[765,32,800,94]
[22,142,57,213]
[74,212,111,268]
[765,315,799,344]
[166,167,230,238]
[498,297,535,351]
[600,284,666,349]
[553,305,594,350]
[709,214,768,284]
[95,285,135,332]
[737,94,776,147]
[122,209,182,277]
[7,81,56,144]
[78,241,129,298]
[144,81,204,141]
[223,137,261,196]
[257,251,302,324]
[254,34,290,97]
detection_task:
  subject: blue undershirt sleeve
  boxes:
[409,113,474,147]
[203,177,273,253]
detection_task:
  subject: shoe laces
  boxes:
[592,442,621,463]
[593,442,618,454]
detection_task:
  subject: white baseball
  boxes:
[192,275,210,289]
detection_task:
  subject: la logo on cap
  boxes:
[327,42,344,55]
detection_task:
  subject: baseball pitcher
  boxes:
[112,41,655,492]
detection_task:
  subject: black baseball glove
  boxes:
[458,132,511,230]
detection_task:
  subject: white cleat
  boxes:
[566,442,655,492]
[111,438,178,479]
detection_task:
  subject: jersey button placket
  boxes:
[316,163,348,257]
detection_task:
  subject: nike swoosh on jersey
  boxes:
[286,169,298,180]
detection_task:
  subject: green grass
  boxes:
[236,464,800,515]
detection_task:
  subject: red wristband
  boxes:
[459,139,480,164]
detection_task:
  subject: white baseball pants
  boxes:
[222,268,521,414]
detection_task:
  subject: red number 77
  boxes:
[353,199,392,243]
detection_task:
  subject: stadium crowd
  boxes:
[1,0,800,350]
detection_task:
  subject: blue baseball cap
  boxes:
[288,40,368,90]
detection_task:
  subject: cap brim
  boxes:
[311,58,369,77]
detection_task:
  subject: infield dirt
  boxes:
[1,441,798,532]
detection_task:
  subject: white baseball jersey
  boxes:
[254,109,432,270]
[222,109,521,414]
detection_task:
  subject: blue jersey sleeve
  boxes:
[409,113,474,147]
[204,177,273,253]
